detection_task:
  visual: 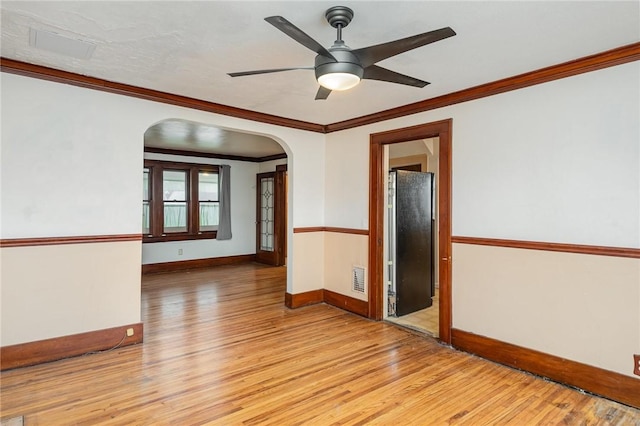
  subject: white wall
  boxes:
[324,131,369,230]
[1,73,146,345]
[4,57,637,378]
[324,62,640,377]
[141,152,259,265]
[326,62,640,247]
[451,69,639,247]
[1,76,326,236]
[1,72,325,345]
[1,77,144,239]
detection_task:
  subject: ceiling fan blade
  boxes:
[315,86,332,100]
[363,65,429,88]
[228,67,313,77]
[265,16,337,61]
[353,27,456,67]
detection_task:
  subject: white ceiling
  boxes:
[2,1,638,154]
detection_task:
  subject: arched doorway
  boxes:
[141,118,290,274]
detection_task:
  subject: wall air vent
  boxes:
[352,266,366,294]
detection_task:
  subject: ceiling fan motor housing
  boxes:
[314,44,364,81]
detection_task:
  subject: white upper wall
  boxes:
[325,62,640,248]
[450,64,639,247]
[324,130,370,230]
[1,73,146,238]
[1,73,326,240]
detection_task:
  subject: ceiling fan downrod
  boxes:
[325,6,354,43]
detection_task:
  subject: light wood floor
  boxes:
[387,294,439,337]
[2,263,639,425]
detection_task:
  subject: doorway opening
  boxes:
[385,139,440,337]
[141,118,290,276]
[368,119,452,344]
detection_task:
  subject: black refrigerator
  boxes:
[388,170,435,317]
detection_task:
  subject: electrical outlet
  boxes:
[634,354,640,376]
[126,328,134,337]
[178,248,183,255]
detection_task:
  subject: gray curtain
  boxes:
[216,165,232,240]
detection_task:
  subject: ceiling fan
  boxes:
[228,6,456,100]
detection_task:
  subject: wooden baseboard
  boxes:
[293,227,369,235]
[1,323,143,371]
[323,290,369,317]
[451,328,640,408]
[285,289,324,308]
[285,289,369,318]
[142,254,256,274]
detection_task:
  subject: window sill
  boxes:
[143,231,218,243]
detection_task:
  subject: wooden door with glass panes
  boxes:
[256,171,285,266]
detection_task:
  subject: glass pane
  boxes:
[260,177,274,251]
[142,201,150,234]
[164,202,187,233]
[199,201,219,231]
[143,168,150,200]
[163,170,186,201]
[199,172,218,201]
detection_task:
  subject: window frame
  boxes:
[143,167,151,235]
[143,159,219,243]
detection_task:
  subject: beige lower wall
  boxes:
[324,232,369,301]
[452,243,640,377]
[291,232,325,294]
[291,231,368,301]
[1,241,142,346]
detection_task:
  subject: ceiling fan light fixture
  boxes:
[317,72,361,91]
[315,58,364,91]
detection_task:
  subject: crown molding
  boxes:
[0,57,325,133]
[2,42,638,135]
[324,42,640,132]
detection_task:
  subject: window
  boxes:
[198,171,219,231]
[163,170,188,233]
[143,160,219,242]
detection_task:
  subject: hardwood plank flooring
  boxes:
[2,263,639,425]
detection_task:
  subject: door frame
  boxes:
[368,119,453,344]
